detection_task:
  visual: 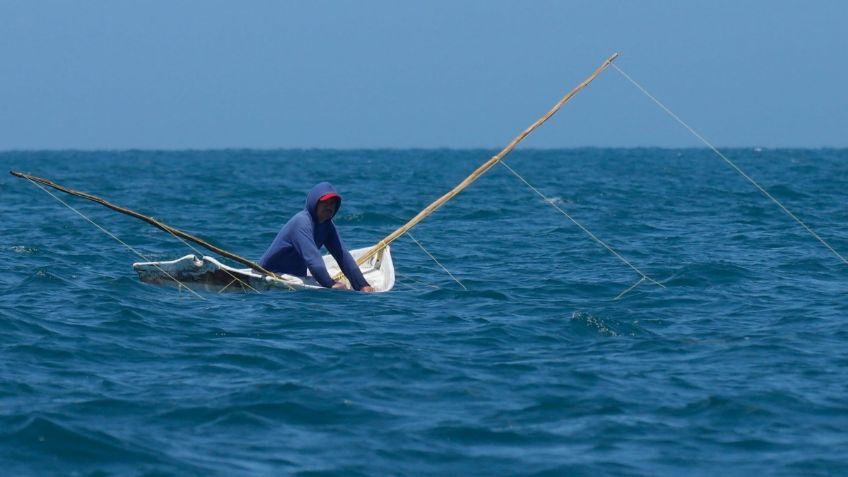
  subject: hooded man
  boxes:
[259,182,374,292]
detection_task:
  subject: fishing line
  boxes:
[407,232,468,290]
[22,177,206,300]
[611,63,848,267]
[219,279,239,293]
[499,160,664,293]
[614,277,646,301]
[218,277,251,293]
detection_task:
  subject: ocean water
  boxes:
[1,149,847,476]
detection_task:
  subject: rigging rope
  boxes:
[499,160,664,291]
[23,177,207,300]
[614,277,647,301]
[611,63,848,267]
[407,232,468,290]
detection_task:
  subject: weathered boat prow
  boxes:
[132,246,395,293]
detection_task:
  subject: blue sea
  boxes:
[1,149,847,476]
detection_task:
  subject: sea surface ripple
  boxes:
[1,149,847,476]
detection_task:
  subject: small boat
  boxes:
[14,55,622,295]
[132,246,395,293]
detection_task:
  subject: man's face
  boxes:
[316,199,338,223]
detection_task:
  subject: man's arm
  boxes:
[325,225,371,291]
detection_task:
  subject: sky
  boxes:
[0,1,845,149]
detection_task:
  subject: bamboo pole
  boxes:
[337,53,620,279]
[10,170,281,278]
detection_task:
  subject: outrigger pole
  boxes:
[9,171,281,278]
[336,53,620,280]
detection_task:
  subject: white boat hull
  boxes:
[132,246,395,293]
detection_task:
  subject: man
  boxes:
[259,182,374,292]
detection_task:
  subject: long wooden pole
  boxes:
[10,170,281,278]
[341,53,620,276]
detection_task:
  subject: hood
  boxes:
[305,182,342,222]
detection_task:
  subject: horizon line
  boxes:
[2,145,847,154]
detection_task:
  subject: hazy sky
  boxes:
[1,1,845,149]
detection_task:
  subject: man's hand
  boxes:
[332,281,347,289]
[360,286,375,293]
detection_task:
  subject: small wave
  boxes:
[569,311,652,337]
[1,416,162,464]
[13,268,78,291]
[157,398,383,428]
[784,458,848,476]
[210,351,286,370]
[764,183,810,201]
[0,310,64,338]
[10,245,39,254]
[495,394,625,422]
[425,423,555,445]
[59,397,151,418]
[7,343,78,361]
[570,311,619,336]
[527,462,639,477]
[667,394,774,419]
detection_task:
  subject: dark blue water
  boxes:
[2,149,847,476]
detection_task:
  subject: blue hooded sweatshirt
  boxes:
[258,182,370,290]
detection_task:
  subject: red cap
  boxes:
[318,192,340,202]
